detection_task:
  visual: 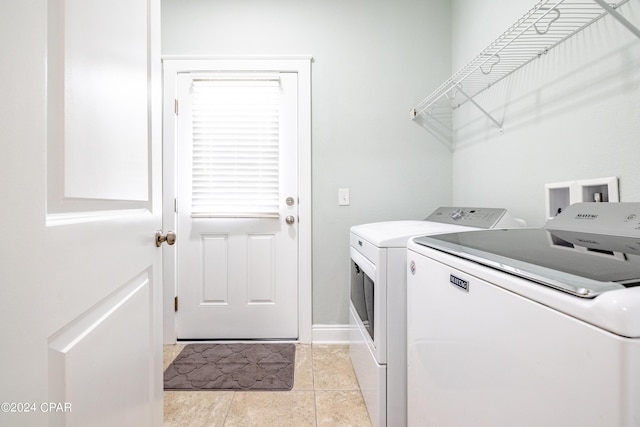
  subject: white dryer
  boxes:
[349,207,524,427]
[407,202,640,426]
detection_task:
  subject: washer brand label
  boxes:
[450,275,469,292]
[577,238,600,245]
[575,213,598,220]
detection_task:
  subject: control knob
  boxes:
[450,209,465,220]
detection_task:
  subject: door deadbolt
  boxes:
[286,197,295,206]
[155,230,176,247]
[285,215,295,225]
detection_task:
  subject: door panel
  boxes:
[247,234,276,303]
[176,72,299,339]
[60,0,149,201]
[47,0,152,212]
[48,273,153,427]
[202,235,230,303]
[0,1,162,426]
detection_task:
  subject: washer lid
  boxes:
[414,228,640,298]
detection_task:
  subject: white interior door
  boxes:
[0,1,162,426]
[175,71,299,339]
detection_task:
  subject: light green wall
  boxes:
[161,0,453,325]
[451,0,640,226]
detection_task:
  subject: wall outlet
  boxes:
[338,188,350,206]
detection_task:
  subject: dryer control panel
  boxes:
[425,207,521,229]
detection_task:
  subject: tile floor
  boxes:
[163,343,373,427]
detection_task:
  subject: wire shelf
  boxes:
[411,0,638,130]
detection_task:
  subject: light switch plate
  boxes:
[338,188,350,206]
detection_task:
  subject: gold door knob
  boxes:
[155,230,176,247]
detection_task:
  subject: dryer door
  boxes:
[350,257,375,341]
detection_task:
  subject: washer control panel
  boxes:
[544,202,640,237]
[425,207,510,228]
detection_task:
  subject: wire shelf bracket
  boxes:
[593,0,640,37]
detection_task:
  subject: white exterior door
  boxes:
[0,1,162,426]
[174,71,299,339]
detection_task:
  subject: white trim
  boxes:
[162,54,313,62]
[312,324,356,344]
[161,57,312,344]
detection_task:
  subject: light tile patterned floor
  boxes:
[163,344,373,427]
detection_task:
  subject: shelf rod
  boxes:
[592,0,640,38]
[457,86,503,130]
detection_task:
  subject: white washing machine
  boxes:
[407,202,640,427]
[349,207,524,427]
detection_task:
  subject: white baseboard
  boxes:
[312,323,355,344]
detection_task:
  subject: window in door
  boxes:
[189,73,281,218]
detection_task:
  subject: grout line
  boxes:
[222,392,235,427]
[310,344,318,427]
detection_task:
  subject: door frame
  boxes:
[161,56,313,343]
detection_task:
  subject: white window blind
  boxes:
[190,74,280,218]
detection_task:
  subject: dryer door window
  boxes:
[351,260,374,340]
